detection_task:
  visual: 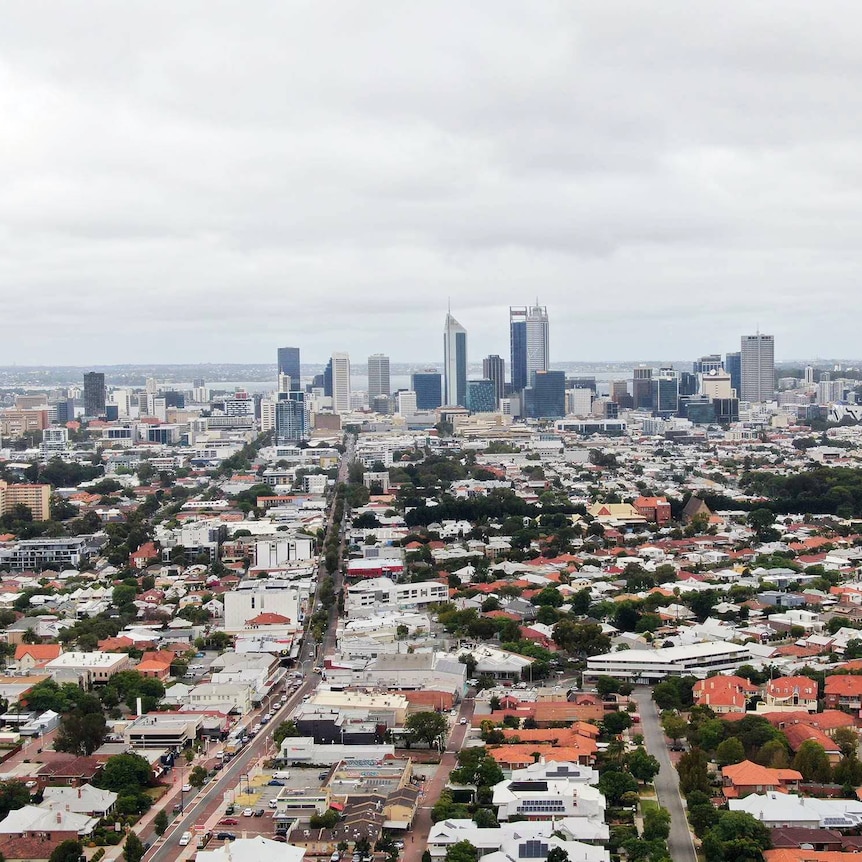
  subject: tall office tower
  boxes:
[411,370,443,410]
[275,392,307,442]
[83,372,106,417]
[678,371,699,397]
[371,394,392,414]
[509,307,528,392]
[610,380,629,403]
[443,312,467,407]
[323,359,333,397]
[652,368,679,416]
[367,354,391,399]
[466,380,496,414]
[692,354,723,375]
[330,353,351,413]
[740,333,775,402]
[395,390,418,416]
[632,367,654,410]
[277,347,301,391]
[724,352,741,396]
[525,370,566,419]
[510,304,549,393]
[805,365,815,385]
[482,355,506,405]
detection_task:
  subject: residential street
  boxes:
[401,697,475,862]
[633,687,696,862]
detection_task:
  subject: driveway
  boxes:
[632,687,696,862]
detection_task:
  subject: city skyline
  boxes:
[5,5,862,363]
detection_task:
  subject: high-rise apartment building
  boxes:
[510,304,549,393]
[367,354,391,399]
[411,370,442,411]
[277,347,301,391]
[740,334,775,403]
[443,313,467,407]
[394,390,418,416]
[275,392,307,442]
[83,372,106,417]
[482,355,506,405]
[652,368,680,416]
[330,353,351,414]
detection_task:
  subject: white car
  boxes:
[179,831,192,846]
[243,807,253,817]
[459,717,468,725]
[182,783,192,792]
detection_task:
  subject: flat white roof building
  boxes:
[585,641,751,683]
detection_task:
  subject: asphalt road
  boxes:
[633,687,696,862]
[143,442,352,861]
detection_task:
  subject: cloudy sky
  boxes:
[3,1,862,365]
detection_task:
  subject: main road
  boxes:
[142,438,353,861]
[633,687,696,862]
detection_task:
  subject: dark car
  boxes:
[253,809,265,817]
[225,805,235,815]
[273,836,287,842]
[267,779,284,786]
[216,832,237,841]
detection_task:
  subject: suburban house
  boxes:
[14,644,62,671]
[721,760,802,799]
[692,675,759,714]
[824,675,862,712]
[492,778,606,822]
[764,676,819,712]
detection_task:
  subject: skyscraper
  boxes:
[330,352,351,413]
[632,367,654,411]
[411,370,442,410]
[275,392,307,442]
[525,370,566,419]
[725,351,741,395]
[693,354,723,375]
[443,312,467,407]
[510,304,549,393]
[466,380,496,414]
[482,355,505,406]
[740,334,775,403]
[509,307,527,392]
[367,354,391,399]
[277,347,301,391]
[83,372,106,417]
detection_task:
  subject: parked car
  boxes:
[267,779,285,786]
[274,835,287,842]
[243,808,253,817]
[220,818,239,826]
[181,783,192,792]
[225,804,235,815]
[268,800,279,809]
[216,832,237,841]
[254,809,265,817]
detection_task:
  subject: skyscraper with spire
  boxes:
[443,309,467,407]
[510,302,549,392]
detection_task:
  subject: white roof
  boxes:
[0,805,97,835]
[589,640,749,666]
[197,836,305,862]
[42,784,118,813]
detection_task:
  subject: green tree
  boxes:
[793,740,832,783]
[54,710,107,756]
[546,850,570,862]
[445,841,478,862]
[661,713,688,743]
[123,830,145,862]
[598,770,639,805]
[0,780,30,819]
[596,676,621,698]
[406,711,448,748]
[626,748,660,783]
[98,753,152,793]
[603,711,633,736]
[715,737,746,767]
[643,806,671,841]
[702,811,771,862]
[551,621,610,657]
[153,809,168,836]
[677,749,710,795]
[189,765,208,787]
[473,807,498,828]
[49,840,83,862]
[833,726,858,759]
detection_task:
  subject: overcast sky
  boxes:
[4,1,862,365]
